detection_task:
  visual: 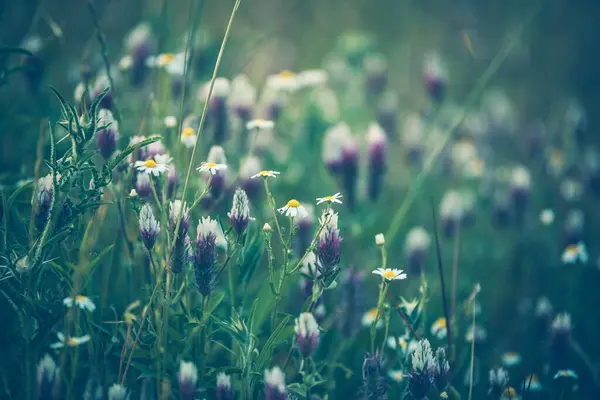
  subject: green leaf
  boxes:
[240,232,264,284]
[286,383,307,398]
[255,316,291,374]
[49,86,74,122]
[206,291,225,314]
[250,284,276,335]
[108,136,161,171]
[81,244,114,274]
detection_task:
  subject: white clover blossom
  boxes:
[139,203,160,250]
[295,312,319,339]
[108,383,130,400]
[264,366,286,394]
[177,361,198,388]
[411,339,436,372]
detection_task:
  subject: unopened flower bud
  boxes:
[139,203,160,250]
[367,123,387,202]
[550,312,572,370]
[228,188,251,237]
[264,367,286,400]
[177,361,198,400]
[216,373,233,400]
[375,233,385,246]
[168,200,190,237]
[194,217,219,296]
[423,52,448,103]
[135,173,152,199]
[295,313,320,358]
[34,174,54,231]
[97,109,119,160]
[317,210,342,285]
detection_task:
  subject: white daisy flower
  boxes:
[316,192,343,205]
[63,295,96,312]
[388,370,405,383]
[197,162,227,176]
[50,333,91,349]
[501,352,522,367]
[361,307,384,328]
[251,170,280,179]
[146,52,187,75]
[246,119,275,130]
[553,369,578,379]
[431,317,448,340]
[372,268,407,281]
[561,242,588,264]
[180,127,196,148]
[278,199,308,218]
[164,116,178,129]
[134,157,169,176]
[266,70,300,92]
[119,55,133,71]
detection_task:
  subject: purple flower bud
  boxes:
[404,227,431,275]
[367,123,387,202]
[337,269,365,338]
[139,204,160,250]
[136,173,152,199]
[317,210,342,283]
[206,146,228,199]
[407,339,436,400]
[376,91,398,137]
[322,123,353,175]
[239,156,262,200]
[402,114,425,166]
[423,52,447,103]
[228,188,251,236]
[194,217,218,296]
[93,75,113,110]
[177,361,198,400]
[200,78,230,144]
[34,174,54,232]
[97,109,119,159]
[362,351,387,399]
[36,354,59,400]
[295,313,320,358]
[108,384,129,400]
[216,373,233,400]
[549,313,572,370]
[433,348,450,391]
[125,23,154,87]
[488,368,509,396]
[169,200,190,237]
[264,367,286,400]
[145,141,166,161]
[341,138,359,210]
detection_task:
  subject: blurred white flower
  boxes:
[63,295,96,312]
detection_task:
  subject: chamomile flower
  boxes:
[50,333,91,349]
[180,127,196,148]
[431,317,448,340]
[134,157,169,176]
[316,192,343,205]
[251,170,280,179]
[501,352,522,367]
[266,70,300,92]
[361,307,384,328]
[372,268,407,281]
[561,242,588,264]
[146,52,187,75]
[197,162,227,176]
[523,374,542,391]
[246,119,274,130]
[63,295,96,312]
[388,370,405,383]
[278,199,308,218]
[553,369,578,379]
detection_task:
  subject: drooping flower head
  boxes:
[294,312,320,358]
[139,203,160,250]
[228,188,251,237]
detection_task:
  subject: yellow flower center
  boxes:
[383,270,397,280]
[279,70,295,79]
[434,317,447,329]
[182,127,195,137]
[527,374,539,384]
[259,170,270,176]
[159,53,177,66]
[391,372,404,382]
[565,245,578,255]
[205,162,217,168]
[144,160,158,168]
[75,295,86,302]
[502,387,517,397]
[367,308,379,319]
[287,199,300,208]
[67,338,78,346]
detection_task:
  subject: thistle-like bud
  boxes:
[407,339,436,400]
[135,173,152,199]
[295,312,320,358]
[402,113,425,165]
[228,188,251,237]
[488,368,509,396]
[169,200,190,237]
[264,367,287,400]
[97,109,119,160]
[230,74,256,123]
[178,361,198,400]
[341,137,359,210]
[34,174,54,231]
[322,122,353,175]
[139,204,160,251]
[362,351,387,400]
[194,217,219,296]
[216,373,233,400]
[433,348,450,391]
[367,123,387,202]
[108,384,130,400]
[337,269,365,338]
[36,354,59,400]
[316,210,342,286]
[404,227,431,274]
[549,312,572,370]
[423,52,448,103]
[93,74,113,110]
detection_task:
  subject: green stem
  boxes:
[370,281,388,354]
[149,177,163,212]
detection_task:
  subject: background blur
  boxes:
[0,0,599,174]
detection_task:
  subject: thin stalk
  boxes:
[171,0,242,254]
[370,280,388,354]
[388,292,421,340]
[271,217,295,329]
[467,299,476,400]
[160,271,172,385]
[451,221,461,321]
[121,253,163,384]
[431,201,453,355]
[149,177,163,212]
[263,180,286,249]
